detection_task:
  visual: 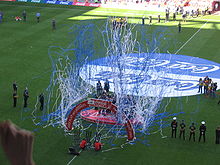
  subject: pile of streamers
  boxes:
[31,18,183,149]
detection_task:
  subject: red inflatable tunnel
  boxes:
[65,98,135,140]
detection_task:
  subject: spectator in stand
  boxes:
[215,3,219,11]
[0,121,35,165]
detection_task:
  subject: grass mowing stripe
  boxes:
[175,21,208,54]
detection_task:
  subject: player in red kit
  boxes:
[80,139,87,150]
[94,141,102,151]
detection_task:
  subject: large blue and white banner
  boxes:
[80,53,220,97]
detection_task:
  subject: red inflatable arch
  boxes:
[65,98,135,140]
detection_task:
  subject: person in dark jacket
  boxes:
[179,120,186,140]
[13,92,18,107]
[216,126,220,144]
[13,81,18,93]
[189,122,196,142]
[199,121,206,142]
[52,19,56,30]
[23,87,29,108]
[171,117,178,138]
[178,21,182,33]
[158,14,161,23]
[142,16,145,25]
[22,10,27,22]
[39,93,44,111]
[104,79,110,93]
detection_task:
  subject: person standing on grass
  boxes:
[149,15,152,25]
[94,140,103,151]
[173,12,176,21]
[178,21,182,33]
[171,117,178,138]
[96,80,103,97]
[80,139,87,150]
[212,82,217,98]
[179,120,186,140]
[198,78,203,93]
[22,10,27,22]
[36,12,40,23]
[52,19,56,30]
[104,79,110,93]
[165,9,169,22]
[23,87,29,108]
[203,78,209,94]
[182,13,186,22]
[142,16,145,25]
[13,92,18,107]
[13,81,18,93]
[112,18,116,29]
[39,93,44,111]
[199,121,206,142]
[189,123,196,142]
[216,126,220,144]
[158,14,161,23]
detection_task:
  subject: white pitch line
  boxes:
[175,21,208,55]
[67,149,82,165]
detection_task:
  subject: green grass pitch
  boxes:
[0,1,220,164]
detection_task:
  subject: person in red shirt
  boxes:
[94,141,102,151]
[80,139,87,150]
